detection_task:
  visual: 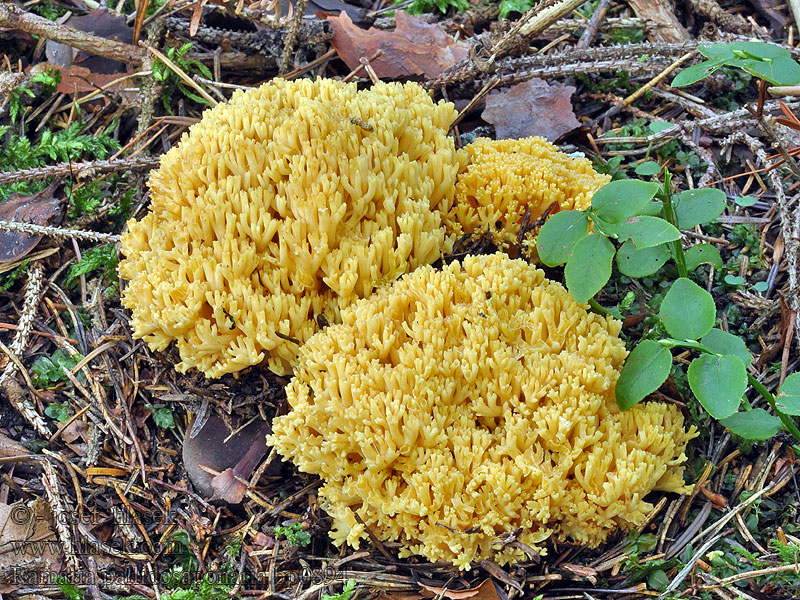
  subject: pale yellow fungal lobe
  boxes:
[119,78,460,377]
[444,137,611,249]
[269,253,695,570]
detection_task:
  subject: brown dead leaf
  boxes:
[182,414,269,503]
[0,498,63,592]
[482,78,581,142]
[0,431,30,459]
[0,182,62,265]
[328,11,468,79]
[45,65,128,95]
[420,578,502,600]
[60,419,89,445]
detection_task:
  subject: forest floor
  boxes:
[2,0,800,599]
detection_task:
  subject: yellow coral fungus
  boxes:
[119,78,460,377]
[444,137,610,249]
[269,253,695,570]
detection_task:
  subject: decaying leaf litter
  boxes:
[2,0,800,598]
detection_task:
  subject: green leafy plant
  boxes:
[0,260,30,291]
[499,0,533,18]
[152,43,214,110]
[31,349,83,389]
[45,402,73,423]
[621,532,679,592]
[321,580,356,600]
[57,576,85,600]
[8,69,60,123]
[160,530,240,600]
[0,121,120,201]
[594,155,630,180]
[64,244,119,289]
[147,403,176,429]
[68,180,110,219]
[672,41,800,87]
[608,26,646,45]
[537,171,800,447]
[403,0,469,14]
[274,522,311,547]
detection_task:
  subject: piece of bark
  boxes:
[45,9,133,74]
[626,0,690,43]
[686,0,750,34]
[750,0,789,35]
[0,4,146,65]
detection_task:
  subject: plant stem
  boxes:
[657,170,688,278]
[747,373,800,445]
[588,299,610,316]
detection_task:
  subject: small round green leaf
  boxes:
[617,240,671,277]
[536,210,590,267]
[752,281,768,292]
[776,372,800,415]
[687,354,746,419]
[700,328,753,366]
[564,233,615,303]
[616,340,672,410]
[649,121,674,133]
[635,161,662,176]
[685,244,722,271]
[611,216,681,249]
[674,188,727,229]
[591,180,659,224]
[734,195,758,207]
[647,570,670,593]
[720,409,783,441]
[724,274,745,286]
[659,278,716,340]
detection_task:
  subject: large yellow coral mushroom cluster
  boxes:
[445,137,611,248]
[269,253,695,570]
[119,78,459,377]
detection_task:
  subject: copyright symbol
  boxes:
[9,504,31,525]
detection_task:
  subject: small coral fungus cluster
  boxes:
[449,137,610,249]
[120,77,695,569]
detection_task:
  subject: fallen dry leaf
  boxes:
[0,431,30,459]
[328,11,468,79]
[43,64,128,95]
[0,182,62,265]
[182,414,269,503]
[420,578,502,600]
[59,419,89,445]
[0,498,63,592]
[482,79,581,142]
